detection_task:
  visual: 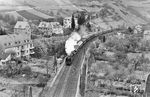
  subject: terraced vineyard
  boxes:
[17,10,45,20]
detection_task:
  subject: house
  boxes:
[38,22,63,35]
[38,21,52,35]
[63,17,78,29]
[0,34,34,61]
[143,25,150,35]
[50,22,63,34]
[134,24,143,34]
[0,52,11,65]
[14,21,31,35]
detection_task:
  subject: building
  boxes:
[14,21,31,35]
[38,21,63,35]
[38,21,52,35]
[63,17,78,29]
[134,24,143,34]
[0,34,34,61]
[0,52,11,65]
[50,22,63,34]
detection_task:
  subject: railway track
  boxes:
[39,28,128,97]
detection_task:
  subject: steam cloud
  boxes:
[65,32,81,55]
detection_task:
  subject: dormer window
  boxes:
[19,25,22,28]
[24,40,26,43]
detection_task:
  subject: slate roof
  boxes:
[14,21,29,29]
[38,22,51,28]
[0,34,32,49]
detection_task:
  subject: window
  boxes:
[30,44,33,47]
[17,52,19,55]
[15,42,17,44]
[18,41,21,44]
[9,43,11,45]
[24,40,26,43]
[4,43,7,46]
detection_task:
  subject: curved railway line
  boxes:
[39,28,128,97]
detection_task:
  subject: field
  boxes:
[25,0,79,10]
[26,9,54,19]
[122,0,150,24]
[17,10,45,20]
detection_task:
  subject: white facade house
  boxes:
[0,34,34,60]
[38,21,63,35]
[50,22,63,34]
[38,21,52,35]
[63,17,78,29]
[14,21,31,35]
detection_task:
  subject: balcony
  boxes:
[21,46,26,51]
[30,49,35,54]
[30,44,34,49]
[21,52,26,56]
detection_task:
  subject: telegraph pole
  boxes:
[29,86,32,97]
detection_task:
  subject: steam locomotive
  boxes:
[65,40,84,66]
[65,34,106,66]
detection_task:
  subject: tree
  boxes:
[56,11,60,16]
[17,16,23,21]
[77,11,86,25]
[9,15,16,25]
[0,14,3,19]
[3,14,10,22]
[86,22,92,32]
[63,28,72,35]
[0,28,7,35]
[131,53,149,71]
[50,11,54,16]
[56,17,63,25]
[71,15,75,30]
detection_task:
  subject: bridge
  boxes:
[39,28,128,97]
[145,74,150,97]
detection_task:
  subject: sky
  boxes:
[0,0,13,4]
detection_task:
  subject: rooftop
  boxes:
[50,22,62,29]
[14,21,30,29]
[38,22,51,28]
[0,34,32,49]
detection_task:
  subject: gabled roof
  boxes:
[50,22,62,29]
[143,25,150,31]
[0,34,32,49]
[14,21,30,29]
[0,52,10,60]
[38,22,51,28]
[39,22,62,29]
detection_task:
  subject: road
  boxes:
[39,28,127,97]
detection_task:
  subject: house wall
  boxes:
[52,28,63,34]
[4,43,34,58]
[14,25,31,35]
[39,27,52,35]
[63,17,78,28]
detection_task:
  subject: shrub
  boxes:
[21,66,32,75]
[37,75,49,87]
